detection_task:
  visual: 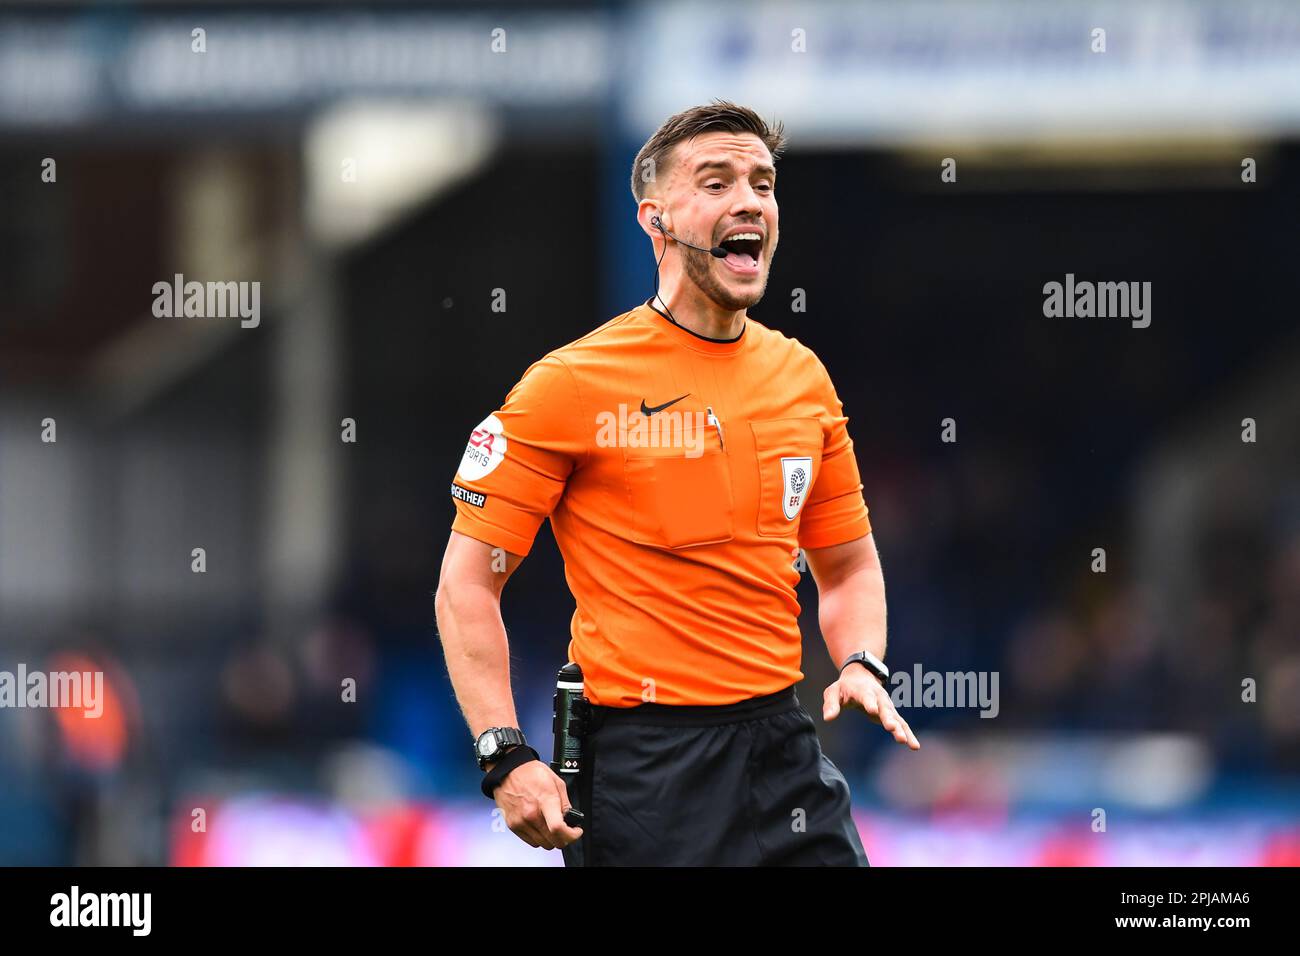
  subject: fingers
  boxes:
[500,766,585,850]
[497,781,555,849]
[553,776,585,836]
[859,687,880,717]
[832,675,921,750]
[822,681,841,720]
[874,692,920,750]
[504,806,549,849]
[824,679,875,720]
[824,679,868,719]
[539,782,584,848]
[510,822,542,848]
[510,796,562,851]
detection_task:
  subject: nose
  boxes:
[730,180,765,218]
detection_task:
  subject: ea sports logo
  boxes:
[458,414,507,481]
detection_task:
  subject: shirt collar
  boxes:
[643,298,748,355]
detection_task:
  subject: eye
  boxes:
[756,182,773,193]
[705,182,725,191]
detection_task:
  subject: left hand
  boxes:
[823,666,920,750]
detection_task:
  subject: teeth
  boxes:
[724,232,762,242]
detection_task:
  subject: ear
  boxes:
[638,200,666,239]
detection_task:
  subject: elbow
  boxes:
[433,581,449,626]
[433,569,498,636]
[433,567,459,638]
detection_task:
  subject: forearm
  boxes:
[435,582,520,739]
[817,561,887,670]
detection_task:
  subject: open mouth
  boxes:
[718,232,762,274]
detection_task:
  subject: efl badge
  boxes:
[458,413,507,481]
[780,456,813,520]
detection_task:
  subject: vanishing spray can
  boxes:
[551,662,587,776]
[552,662,588,828]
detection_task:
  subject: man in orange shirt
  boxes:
[436,100,919,866]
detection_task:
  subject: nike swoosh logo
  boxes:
[640,393,690,416]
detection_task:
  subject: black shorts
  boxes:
[560,684,869,867]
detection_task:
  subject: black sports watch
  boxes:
[474,726,527,771]
[840,650,889,686]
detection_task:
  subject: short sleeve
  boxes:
[449,354,586,557]
[798,355,871,550]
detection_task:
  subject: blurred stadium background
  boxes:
[1,0,1298,865]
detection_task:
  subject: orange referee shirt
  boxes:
[449,299,871,707]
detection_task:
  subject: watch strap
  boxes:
[481,745,540,800]
[840,650,888,684]
[494,726,526,750]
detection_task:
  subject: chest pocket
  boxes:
[750,418,823,537]
[623,437,734,550]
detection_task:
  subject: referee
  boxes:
[436,100,919,866]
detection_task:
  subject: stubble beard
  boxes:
[681,243,770,313]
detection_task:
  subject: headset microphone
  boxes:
[651,216,728,259]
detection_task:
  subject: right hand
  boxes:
[491,755,585,850]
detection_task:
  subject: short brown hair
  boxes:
[630,99,787,202]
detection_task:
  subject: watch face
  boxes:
[477,735,496,757]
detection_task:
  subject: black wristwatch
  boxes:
[474,726,528,771]
[840,650,889,686]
